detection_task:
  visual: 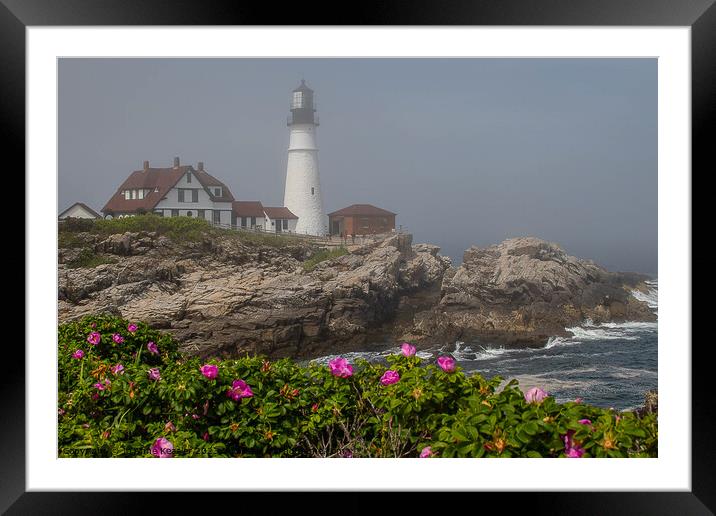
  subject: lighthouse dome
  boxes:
[292,79,313,93]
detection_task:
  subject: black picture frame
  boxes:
[6,0,710,513]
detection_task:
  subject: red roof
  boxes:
[263,206,298,219]
[327,204,396,217]
[102,165,235,214]
[196,171,234,202]
[232,201,265,217]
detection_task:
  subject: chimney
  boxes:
[197,161,204,171]
[173,156,180,169]
[143,160,149,171]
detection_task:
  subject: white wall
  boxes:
[283,123,326,236]
[264,215,299,233]
[59,204,98,219]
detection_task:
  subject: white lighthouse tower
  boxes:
[283,80,326,235]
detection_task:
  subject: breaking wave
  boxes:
[631,279,658,310]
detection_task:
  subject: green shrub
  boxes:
[66,249,118,269]
[58,315,658,458]
[58,213,310,248]
[303,247,349,271]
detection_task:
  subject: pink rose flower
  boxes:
[112,333,124,344]
[400,342,416,357]
[72,349,84,360]
[147,341,159,355]
[150,437,174,458]
[563,430,585,458]
[127,323,138,333]
[110,363,124,375]
[419,446,433,458]
[200,364,218,379]
[328,357,354,378]
[380,370,400,385]
[58,408,66,416]
[226,379,254,401]
[87,332,101,345]
[524,387,549,404]
[164,421,176,432]
[437,355,456,373]
[578,418,592,426]
[148,368,161,381]
[94,379,110,391]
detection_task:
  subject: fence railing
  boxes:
[209,221,408,246]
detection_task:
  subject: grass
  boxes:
[66,248,118,269]
[303,247,349,271]
[59,214,301,247]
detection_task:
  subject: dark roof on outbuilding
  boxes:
[263,206,298,219]
[232,201,265,217]
[327,204,396,217]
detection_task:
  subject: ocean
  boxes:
[311,279,658,411]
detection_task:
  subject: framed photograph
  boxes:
[8,0,710,512]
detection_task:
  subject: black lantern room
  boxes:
[288,79,318,126]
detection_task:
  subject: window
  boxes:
[250,217,256,227]
[124,190,130,200]
[171,210,179,218]
[292,91,303,108]
[187,211,193,217]
[214,187,222,197]
[153,210,163,217]
[154,187,159,193]
[241,217,247,228]
[213,210,221,224]
[130,190,137,200]
[282,219,288,230]
[192,189,198,203]
[271,221,275,226]
[138,189,144,199]
[186,171,192,183]
[178,189,185,203]
[311,187,315,195]
[198,209,205,219]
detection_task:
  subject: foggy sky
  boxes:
[58,58,657,273]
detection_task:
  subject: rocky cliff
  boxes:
[401,237,655,347]
[59,226,655,358]
[58,229,450,358]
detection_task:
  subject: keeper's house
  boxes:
[328,204,396,236]
[102,158,299,232]
[102,157,235,225]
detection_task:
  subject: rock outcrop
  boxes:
[59,230,654,358]
[58,231,450,359]
[402,237,655,347]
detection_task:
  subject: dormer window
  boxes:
[186,171,192,183]
[214,187,222,197]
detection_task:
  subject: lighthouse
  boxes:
[283,80,326,235]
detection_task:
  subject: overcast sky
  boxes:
[59,58,657,273]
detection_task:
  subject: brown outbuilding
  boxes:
[328,204,396,236]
